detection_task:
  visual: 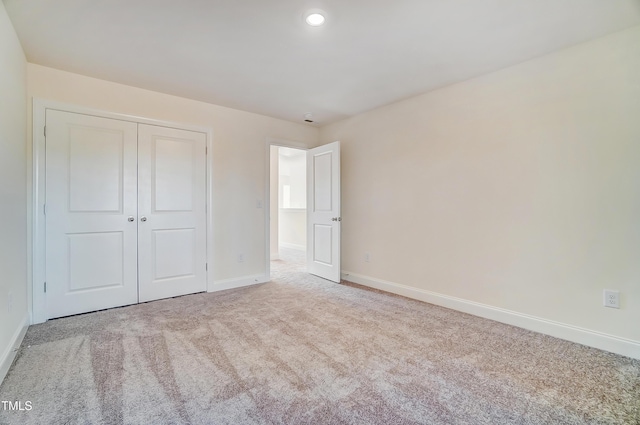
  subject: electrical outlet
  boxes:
[238,254,244,263]
[364,252,370,263]
[603,289,620,309]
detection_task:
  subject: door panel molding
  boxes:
[32,99,213,324]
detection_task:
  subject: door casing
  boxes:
[32,99,214,324]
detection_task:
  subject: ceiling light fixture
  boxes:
[305,13,325,26]
[304,113,314,123]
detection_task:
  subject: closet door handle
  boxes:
[128,216,135,222]
[140,216,147,222]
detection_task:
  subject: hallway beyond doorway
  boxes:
[270,247,306,280]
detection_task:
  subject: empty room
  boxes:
[1,1,639,424]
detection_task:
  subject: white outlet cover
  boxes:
[603,289,620,309]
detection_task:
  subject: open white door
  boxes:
[307,141,341,282]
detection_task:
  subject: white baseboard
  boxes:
[279,242,305,251]
[209,274,269,292]
[0,313,29,385]
[341,271,640,360]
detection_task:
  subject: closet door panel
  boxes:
[45,110,139,319]
[138,124,207,302]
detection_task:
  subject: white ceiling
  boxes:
[4,0,640,125]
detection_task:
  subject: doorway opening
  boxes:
[270,145,307,277]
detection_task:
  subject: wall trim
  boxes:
[341,271,640,360]
[0,314,29,385]
[210,274,269,293]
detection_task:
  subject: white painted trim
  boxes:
[35,99,212,132]
[264,138,309,282]
[32,98,214,323]
[341,271,640,360]
[0,314,29,385]
[205,124,215,294]
[279,242,306,251]
[210,274,269,292]
[32,99,47,324]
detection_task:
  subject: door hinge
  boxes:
[44,282,47,293]
[205,146,208,155]
[44,126,46,137]
[205,263,208,271]
[43,204,46,215]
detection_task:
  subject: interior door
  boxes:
[137,124,207,302]
[307,141,341,282]
[45,110,139,318]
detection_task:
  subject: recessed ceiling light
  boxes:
[305,13,325,26]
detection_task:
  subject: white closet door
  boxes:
[137,124,207,302]
[45,110,139,319]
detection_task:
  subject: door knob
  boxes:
[140,216,147,222]
[331,217,342,222]
[128,216,135,222]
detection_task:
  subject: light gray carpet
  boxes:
[1,248,639,424]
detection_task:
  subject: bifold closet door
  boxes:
[45,110,139,319]
[137,124,207,302]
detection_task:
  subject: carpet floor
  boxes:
[1,248,639,424]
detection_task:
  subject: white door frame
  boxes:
[31,99,214,324]
[264,138,309,280]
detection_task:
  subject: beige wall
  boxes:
[27,64,319,283]
[278,150,307,250]
[279,210,306,250]
[320,26,640,342]
[0,1,28,374]
[278,151,307,209]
